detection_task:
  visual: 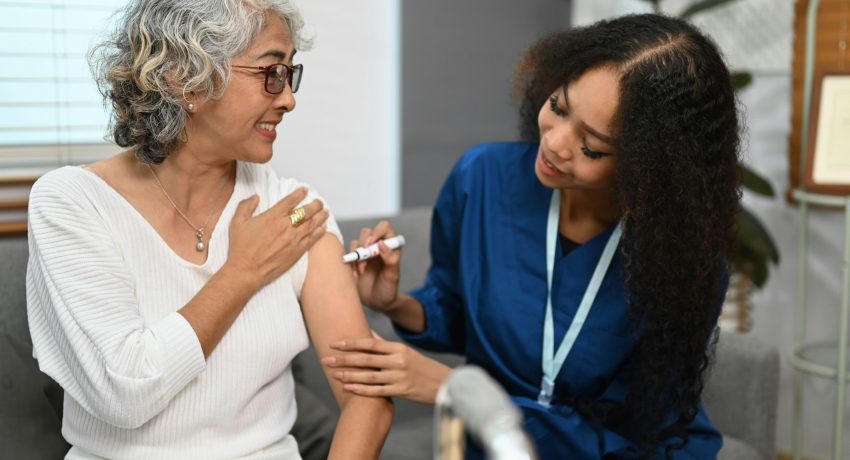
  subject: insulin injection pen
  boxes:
[342,235,406,263]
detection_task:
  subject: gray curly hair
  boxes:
[89,0,311,164]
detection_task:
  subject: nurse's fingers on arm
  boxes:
[330,338,399,354]
[322,353,390,369]
[333,369,396,385]
[342,383,396,397]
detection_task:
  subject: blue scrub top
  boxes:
[396,142,722,459]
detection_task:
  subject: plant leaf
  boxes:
[730,246,769,288]
[731,72,753,91]
[680,0,739,19]
[740,164,774,196]
[737,208,780,264]
[749,253,769,288]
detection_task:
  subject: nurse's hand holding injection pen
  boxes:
[348,221,403,313]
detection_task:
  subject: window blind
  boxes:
[0,0,122,179]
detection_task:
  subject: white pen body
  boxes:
[342,235,406,263]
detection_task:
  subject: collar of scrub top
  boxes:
[538,190,622,408]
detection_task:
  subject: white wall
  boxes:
[574,1,847,457]
[571,0,651,25]
[271,1,400,220]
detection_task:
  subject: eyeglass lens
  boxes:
[266,64,302,94]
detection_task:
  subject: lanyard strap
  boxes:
[539,191,621,407]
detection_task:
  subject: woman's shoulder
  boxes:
[32,151,135,201]
[28,166,113,232]
[236,160,341,233]
[31,165,99,202]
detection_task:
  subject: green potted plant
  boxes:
[641,0,781,330]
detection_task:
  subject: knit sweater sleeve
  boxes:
[26,169,206,429]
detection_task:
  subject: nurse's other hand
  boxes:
[323,331,451,405]
[350,221,402,312]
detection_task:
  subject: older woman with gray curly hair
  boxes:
[25,0,392,459]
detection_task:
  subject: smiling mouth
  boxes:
[542,155,563,174]
[255,122,277,132]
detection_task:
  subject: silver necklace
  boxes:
[147,164,229,252]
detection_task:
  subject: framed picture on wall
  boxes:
[804,70,850,195]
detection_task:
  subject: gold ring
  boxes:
[289,206,306,227]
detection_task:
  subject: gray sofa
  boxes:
[0,207,779,459]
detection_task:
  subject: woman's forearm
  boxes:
[384,292,427,333]
[177,263,258,358]
[328,396,393,460]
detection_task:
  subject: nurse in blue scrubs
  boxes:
[325,14,740,459]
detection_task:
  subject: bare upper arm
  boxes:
[300,233,373,403]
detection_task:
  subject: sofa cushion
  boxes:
[0,332,70,459]
[703,332,779,460]
[0,236,30,346]
[0,237,71,458]
[379,417,434,460]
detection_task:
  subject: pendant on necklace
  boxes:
[195,229,206,252]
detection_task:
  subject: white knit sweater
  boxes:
[26,161,341,460]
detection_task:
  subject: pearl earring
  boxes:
[187,102,195,111]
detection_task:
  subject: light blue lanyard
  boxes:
[538,191,622,407]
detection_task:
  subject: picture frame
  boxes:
[803,70,850,195]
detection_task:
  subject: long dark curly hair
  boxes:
[515,14,741,456]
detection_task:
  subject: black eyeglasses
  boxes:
[232,63,303,94]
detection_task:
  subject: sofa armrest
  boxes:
[702,332,779,460]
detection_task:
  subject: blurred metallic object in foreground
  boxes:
[434,366,538,460]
